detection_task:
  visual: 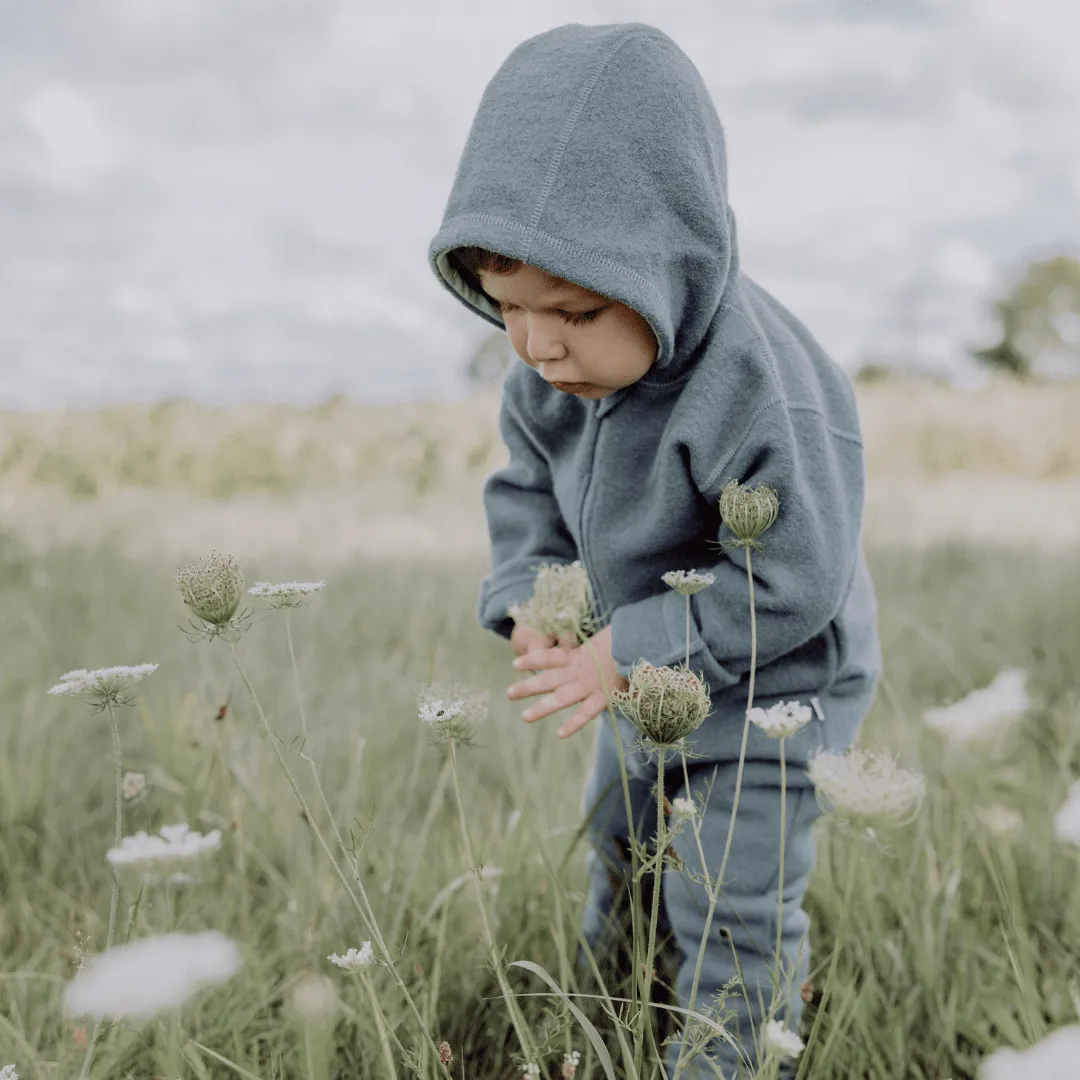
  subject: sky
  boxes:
[2,0,1079,408]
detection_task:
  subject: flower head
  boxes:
[670,797,697,824]
[976,804,1023,840]
[175,551,248,639]
[439,1042,453,1065]
[107,823,222,869]
[718,480,780,551]
[63,931,242,1020]
[289,973,338,1022]
[562,1050,581,1079]
[923,668,1030,747]
[979,1023,1080,1080]
[417,683,489,746]
[48,664,158,711]
[662,569,716,596]
[328,942,375,971]
[610,661,711,749]
[748,700,813,740]
[248,580,326,610]
[509,560,595,643]
[763,1018,804,1060]
[121,771,146,800]
[1054,780,1080,845]
[808,748,926,829]
[0,1066,17,1080]
[523,1066,541,1080]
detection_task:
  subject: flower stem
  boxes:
[446,740,535,1063]
[76,700,125,1080]
[363,969,399,1080]
[773,739,788,993]
[685,594,691,668]
[672,547,758,1080]
[635,746,667,1078]
[226,641,447,1073]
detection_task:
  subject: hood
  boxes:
[428,22,741,382]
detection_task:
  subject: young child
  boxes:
[427,22,882,1078]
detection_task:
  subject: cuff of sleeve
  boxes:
[477,574,544,640]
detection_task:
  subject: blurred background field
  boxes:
[3,376,1080,568]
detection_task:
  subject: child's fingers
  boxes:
[518,680,587,723]
[556,692,607,738]
[512,646,571,672]
[506,668,563,702]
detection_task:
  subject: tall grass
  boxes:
[2,532,1080,1077]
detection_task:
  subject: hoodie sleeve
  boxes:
[607,401,865,687]
[477,383,580,639]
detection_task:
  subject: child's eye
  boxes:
[561,308,603,327]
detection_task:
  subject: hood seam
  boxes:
[525,27,661,248]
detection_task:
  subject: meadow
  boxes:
[2,376,1080,1080]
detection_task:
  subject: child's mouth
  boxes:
[550,381,595,394]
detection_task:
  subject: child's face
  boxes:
[478,263,657,398]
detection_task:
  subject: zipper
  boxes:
[578,404,607,622]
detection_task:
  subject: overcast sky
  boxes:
[2,0,1079,407]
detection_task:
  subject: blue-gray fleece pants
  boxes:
[580,716,823,1079]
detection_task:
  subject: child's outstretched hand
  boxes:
[507,624,629,739]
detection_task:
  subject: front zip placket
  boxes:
[577,400,607,623]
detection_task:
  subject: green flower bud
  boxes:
[175,551,245,627]
[718,480,780,551]
[610,661,711,749]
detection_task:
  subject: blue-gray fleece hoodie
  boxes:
[428,22,882,765]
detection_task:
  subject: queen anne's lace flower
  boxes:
[289,973,338,1021]
[662,569,716,596]
[121,771,146,800]
[328,942,375,970]
[49,665,158,710]
[748,700,813,739]
[176,551,247,637]
[718,480,780,551]
[509,560,595,642]
[63,931,242,1020]
[0,1065,18,1080]
[976,804,1023,839]
[417,684,489,745]
[923,669,1030,746]
[107,824,221,867]
[248,580,326,609]
[763,1018,805,1060]
[610,661,711,749]
[1053,780,1080,845]
[979,1023,1080,1080]
[670,797,697,824]
[522,1066,541,1080]
[562,1050,581,1079]
[808,748,926,829]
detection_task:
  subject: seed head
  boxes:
[747,700,813,739]
[763,1018,804,1060]
[248,580,326,610]
[610,661,711,749]
[48,664,158,712]
[417,683,489,746]
[807,748,926,829]
[718,480,780,551]
[662,569,716,596]
[175,551,248,638]
[509,560,595,643]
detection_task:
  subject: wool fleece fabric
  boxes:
[429,21,883,772]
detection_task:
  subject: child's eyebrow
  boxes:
[498,295,600,311]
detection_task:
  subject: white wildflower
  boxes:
[748,700,813,739]
[247,580,326,609]
[0,1066,17,1080]
[48,664,158,710]
[328,942,375,970]
[807,748,926,829]
[562,1050,581,1079]
[610,661,711,749]
[63,930,241,1020]
[509,560,595,642]
[289,973,338,1022]
[107,823,222,867]
[923,669,1030,746]
[523,1066,542,1080]
[763,1018,805,1060]
[417,683,489,745]
[662,569,716,596]
[979,1023,1080,1080]
[1053,781,1080,846]
[670,797,697,824]
[121,771,146,800]
[976,804,1023,840]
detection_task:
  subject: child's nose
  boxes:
[526,322,569,365]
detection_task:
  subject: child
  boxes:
[427,22,882,1078]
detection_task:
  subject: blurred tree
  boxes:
[974,254,1080,378]
[465,331,512,387]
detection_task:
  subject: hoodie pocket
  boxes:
[753,621,841,700]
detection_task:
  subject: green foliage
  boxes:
[3,533,1080,1078]
[976,254,1080,378]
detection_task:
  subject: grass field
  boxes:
[2,380,1080,1079]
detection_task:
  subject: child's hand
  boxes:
[510,623,558,659]
[507,624,629,739]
